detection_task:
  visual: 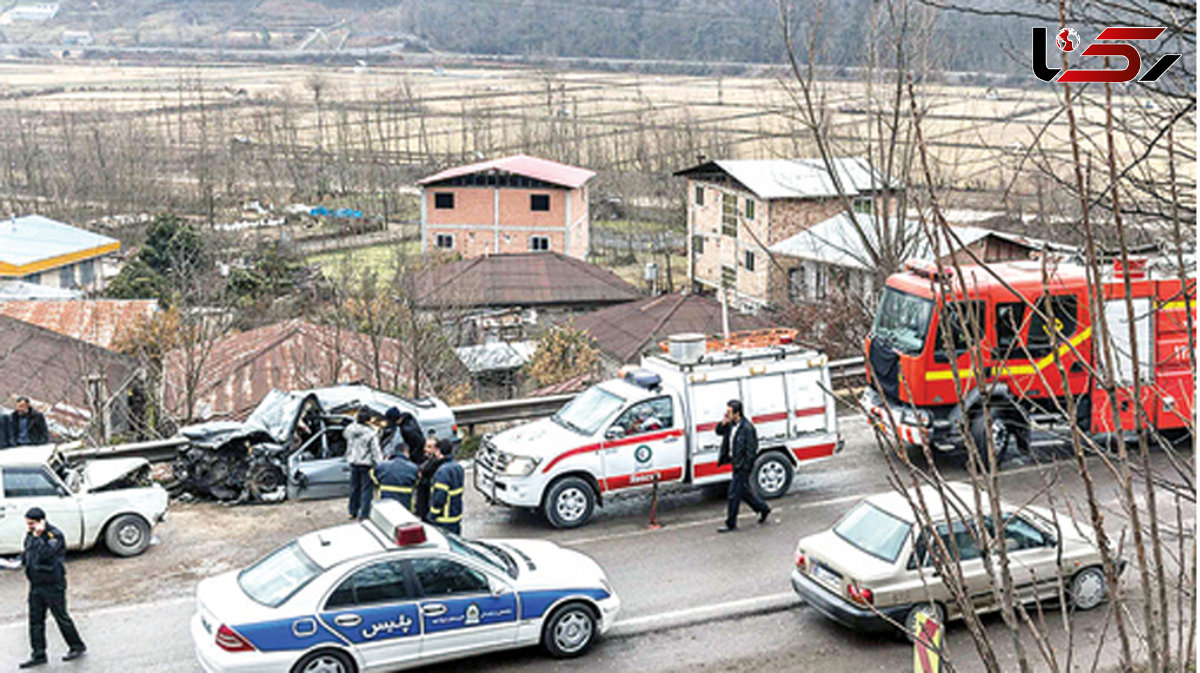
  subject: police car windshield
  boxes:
[833,502,911,563]
[873,288,933,355]
[553,387,625,436]
[446,533,517,579]
[238,541,323,607]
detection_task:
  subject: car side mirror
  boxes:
[491,582,511,598]
[605,427,625,440]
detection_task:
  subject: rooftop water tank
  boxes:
[668,333,706,364]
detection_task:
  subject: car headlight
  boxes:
[501,455,541,477]
[901,408,931,427]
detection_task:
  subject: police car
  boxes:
[191,500,619,673]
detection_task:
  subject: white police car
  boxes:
[191,500,620,673]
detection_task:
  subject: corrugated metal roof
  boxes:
[571,293,779,363]
[414,252,641,308]
[0,214,119,272]
[675,157,897,200]
[455,340,536,373]
[417,154,596,189]
[0,299,157,350]
[163,320,424,421]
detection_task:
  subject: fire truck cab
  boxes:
[864,258,1195,454]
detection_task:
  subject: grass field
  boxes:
[306,241,419,279]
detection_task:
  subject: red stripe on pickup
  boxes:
[792,442,837,461]
[696,422,718,432]
[693,461,732,478]
[794,407,826,417]
[541,443,602,473]
[602,467,684,491]
[541,429,684,473]
[751,411,789,423]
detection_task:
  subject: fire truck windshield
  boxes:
[873,287,934,354]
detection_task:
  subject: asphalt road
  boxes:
[0,416,1187,672]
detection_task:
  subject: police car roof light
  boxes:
[395,524,427,546]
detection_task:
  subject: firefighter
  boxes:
[371,445,419,512]
[425,439,464,535]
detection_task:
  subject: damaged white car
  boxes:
[0,445,169,557]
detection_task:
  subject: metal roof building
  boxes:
[0,215,120,290]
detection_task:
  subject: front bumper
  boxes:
[597,593,622,634]
[861,390,961,452]
[791,569,907,634]
[474,463,541,508]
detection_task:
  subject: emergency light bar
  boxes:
[904,259,954,280]
[395,524,427,546]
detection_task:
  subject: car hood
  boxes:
[178,420,260,444]
[488,419,593,461]
[81,458,149,492]
[487,539,609,592]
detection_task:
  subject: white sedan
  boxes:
[0,445,168,557]
[192,500,621,673]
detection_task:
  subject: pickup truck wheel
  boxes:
[105,514,150,557]
[541,602,598,658]
[544,477,595,529]
[752,452,793,499]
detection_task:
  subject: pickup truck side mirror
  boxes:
[605,427,625,440]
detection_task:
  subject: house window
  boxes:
[59,264,74,287]
[23,272,39,284]
[853,197,873,214]
[722,193,737,237]
[721,265,736,289]
[694,185,704,206]
[78,259,95,286]
[814,264,827,300]
[744,199,756,220]
[435,233,454,249]
[693,235,704,255]
[744,250,755,272]
[530,194,550,211]
[788,268,804,303]
[434,192,455,209]
[530,236,550,251]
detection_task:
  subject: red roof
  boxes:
[417,154,596,189]
[163,320,425,421]
[0,299,157,351]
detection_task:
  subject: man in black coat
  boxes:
[0,411,14,448]
[12,397,50,446]
[715,399,771,533]
[18,507,86,667]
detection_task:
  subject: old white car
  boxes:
[791,482,1116,636]
[0,445,169,557]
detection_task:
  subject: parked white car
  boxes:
[0,445,169,557]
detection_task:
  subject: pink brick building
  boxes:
[418,155,595,260]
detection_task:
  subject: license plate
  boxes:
[814,564,841,587]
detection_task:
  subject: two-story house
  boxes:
[418,154,595,260]
[674,157,899,311]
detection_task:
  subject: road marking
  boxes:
[609,591,799,638]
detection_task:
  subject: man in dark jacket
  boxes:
[426,439,464,535]
[413,434,439,519]
[19,507,86,667]
[0,411,14,448]
[13,398,50,446]
[715,399,770,533]
[371,446,420,512]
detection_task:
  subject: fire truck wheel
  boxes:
[752,452,794,499]
[544,476,596,529]
[969,412,1011,462]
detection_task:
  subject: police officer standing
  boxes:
[425,439,464,535]
[371,444,420,512]
[18,507,86,667]
[715,400,771,533]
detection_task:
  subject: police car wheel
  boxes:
[902,601,945,643]
[544,477,595,529]
[291,648,356,673]
[541,602,597,658]
[751,452,793,499]
[104,514,150,557]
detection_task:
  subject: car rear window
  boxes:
[834,502,911,563]
[238,541,322,607]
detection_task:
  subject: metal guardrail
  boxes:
[58,357,868,463]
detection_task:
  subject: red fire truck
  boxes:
[863,258,1195,453]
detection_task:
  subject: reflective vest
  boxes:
[427,461,465,527]
[371,457,419,511]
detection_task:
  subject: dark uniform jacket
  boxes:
[12,410,49,446]
[0,414,13,448]
[371,456,420,511]
[427,460,465,529]
[716,418,758,473]
[23,523,67,587]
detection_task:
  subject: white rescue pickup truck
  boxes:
[475,337,841,528]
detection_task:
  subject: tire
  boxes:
[541,602,598,658]
[291,648,356,673]
[902,601,946,643]
[969,411,1010,462]
[751,452,794,499]
[1069,567,1107,611]
[543,477,596,529]
[104,514,151,557]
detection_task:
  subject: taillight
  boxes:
[452,424,459,434]
[794,549,807,569]
[847,584,874,605]
[215,624,255,652]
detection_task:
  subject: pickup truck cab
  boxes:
[475,340,841,528]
